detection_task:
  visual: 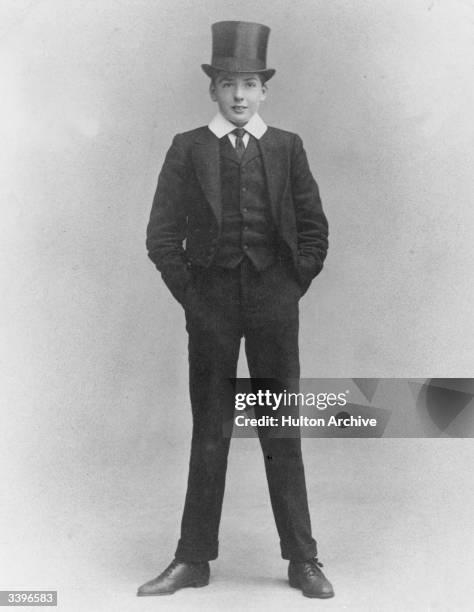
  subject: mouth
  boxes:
[232,106,247,112]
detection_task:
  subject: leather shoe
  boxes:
[288,557,335,598]
[137,559,210,596]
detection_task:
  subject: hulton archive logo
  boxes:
[224,378,391,438]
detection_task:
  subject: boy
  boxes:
[138,21,333,599]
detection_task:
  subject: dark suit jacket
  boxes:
[146,126,329,304]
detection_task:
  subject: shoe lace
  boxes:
[303,558,324,577]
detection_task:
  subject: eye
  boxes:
[246,81,257,87]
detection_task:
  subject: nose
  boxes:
[233,85,244,101]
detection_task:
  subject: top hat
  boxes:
[201,21,275,81]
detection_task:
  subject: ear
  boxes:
[209,82,217,102]
[260,83,268,101]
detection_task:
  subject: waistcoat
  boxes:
[214,134,278,270]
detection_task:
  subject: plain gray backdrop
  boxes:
[1,1,473,610]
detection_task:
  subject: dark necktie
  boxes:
[232,128,246,159]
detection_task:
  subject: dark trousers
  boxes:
[174,258,317,563]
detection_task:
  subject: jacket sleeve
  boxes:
[291,134,329,288]
[146,134,192,305]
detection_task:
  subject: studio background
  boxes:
[1,1,473,610]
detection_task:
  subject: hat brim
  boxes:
[201,64,275,82]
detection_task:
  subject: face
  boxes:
[209,72,267,126]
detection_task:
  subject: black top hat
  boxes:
[202,21,275,81]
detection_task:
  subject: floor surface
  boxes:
[1,439,473,611]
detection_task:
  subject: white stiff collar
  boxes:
[208,112,267,139]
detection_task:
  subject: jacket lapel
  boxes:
[258,128,288,224]
[192,129,222,227]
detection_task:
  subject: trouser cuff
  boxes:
[281,539,318,562]
[174,538,219,563]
